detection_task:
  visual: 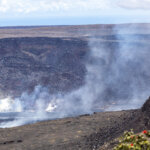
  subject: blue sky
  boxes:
[0,0,150,26]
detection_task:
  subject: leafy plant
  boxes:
[114,129,150,150]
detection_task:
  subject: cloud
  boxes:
[0,0,149,24]
[0,0,110,15]
[117,0,150,9]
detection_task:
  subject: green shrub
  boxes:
[114,129,150,150]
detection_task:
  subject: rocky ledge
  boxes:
[0,97,149,150]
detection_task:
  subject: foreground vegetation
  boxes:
[114,130,150,150]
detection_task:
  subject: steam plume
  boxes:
[0,25,150,127]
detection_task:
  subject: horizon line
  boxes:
[0,23,150,28]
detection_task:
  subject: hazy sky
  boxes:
[0,0,150,26]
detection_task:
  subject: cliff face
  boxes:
[0,37,88,96]
[0,24,150,98]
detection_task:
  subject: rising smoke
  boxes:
[0,25,150,127]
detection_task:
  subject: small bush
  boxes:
[114,129,150,150]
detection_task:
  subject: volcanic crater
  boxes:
[0,24,150,149]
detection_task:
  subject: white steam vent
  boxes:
[0,97,22,112]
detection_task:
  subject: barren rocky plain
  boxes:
[0,24,150,150]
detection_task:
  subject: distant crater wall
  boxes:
[0,37,88,96]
